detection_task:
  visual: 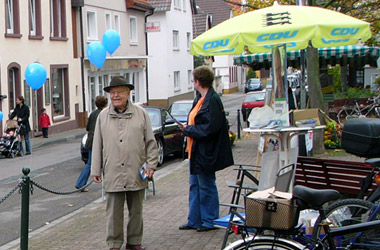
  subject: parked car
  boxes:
[241,90,266,123]
[168,100,193,124]
[244,78,264,93]
[80,106,185,166]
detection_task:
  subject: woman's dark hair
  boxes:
[17,96,25,104]
[95,95,108,109]
[193,66,214,88]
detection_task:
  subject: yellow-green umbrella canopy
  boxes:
[191,3,371,56]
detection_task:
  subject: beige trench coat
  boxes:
[90,101,158,192]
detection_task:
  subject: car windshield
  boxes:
[245,92,266,102]
[146,109,161,127]
[247,79,261,86]
[170,103,192,116]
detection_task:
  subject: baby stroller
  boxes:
[0,120,22,158]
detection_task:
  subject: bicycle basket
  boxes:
[245,196,299,230]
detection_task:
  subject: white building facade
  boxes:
[147,0,195,107]
[79,0,153,113]
[0,0,81,136]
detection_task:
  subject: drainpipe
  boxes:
[145,9,154,105]
[79,6,86,112]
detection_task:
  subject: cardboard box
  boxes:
[292,108,321,125]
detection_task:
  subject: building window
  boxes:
[86,10,97,40]
[188,70,192,89]
[130,16,137,44]
[29,0,42,38]
[105,13,111,30]
[187,32,191,51]
[356,70,364,85]
[51,66,69,119]
[174,71,180,91]
[5,0,20,37]
[173,30,179,50]
[8,68,16,110]
[50,0,67,40]
[114,14,120,33]
[24,80,31,107]
[88,76,96,112]
[174,0,181,10]
[182,0,186,11]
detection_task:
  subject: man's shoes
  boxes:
[197,226,217,232]
[179,224,196,230]
[25,152,31,155]
[81,188,89,192]
[126,244,145,250]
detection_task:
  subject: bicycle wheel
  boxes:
[367,107,380,119]
[224,236,304,250]
[337,108,360,126]
[312,199,380,249]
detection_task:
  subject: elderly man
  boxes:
[91,76,158,250]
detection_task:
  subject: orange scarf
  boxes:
[186,97,205,159]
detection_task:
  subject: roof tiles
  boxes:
[149,0,172,12]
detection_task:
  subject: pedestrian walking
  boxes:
[38,108,51,138]
[91,76,158,250]
[75,95,108,192]
[178,66,234,232]
[9,96,32,155]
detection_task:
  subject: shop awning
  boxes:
[234,45,380,70]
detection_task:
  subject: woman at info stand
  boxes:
[179,66,234,232]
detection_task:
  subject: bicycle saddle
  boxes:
[365,158,380,169]
[293,185,340,210]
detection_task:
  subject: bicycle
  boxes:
[223,185,380,250]
[337,96,380,126]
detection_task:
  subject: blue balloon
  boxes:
[0,111,3,122]
[25,63,47,90]
[102,30,121,55]
[87,41,107,69]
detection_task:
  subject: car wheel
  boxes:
[157,138,164,166]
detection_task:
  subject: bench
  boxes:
[295,156,376,196]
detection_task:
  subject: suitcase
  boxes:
[341,118,380,158]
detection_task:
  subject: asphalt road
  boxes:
[0,139,182,247]
[0,92,246,247]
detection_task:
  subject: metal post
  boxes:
[20,167,30,250]
[237,109,241,139]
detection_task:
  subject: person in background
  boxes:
[9,96,31,155]
[38,108,51,138]
[179,66,234,232]
[75,95,108,192]
[91,76,158,250]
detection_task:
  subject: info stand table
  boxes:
[243,125,325,190]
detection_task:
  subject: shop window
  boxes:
[51,66,69,119]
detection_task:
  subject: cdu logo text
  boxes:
[323,27,359,44]
[203,39,230,50]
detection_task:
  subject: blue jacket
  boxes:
[184,87,234,174]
